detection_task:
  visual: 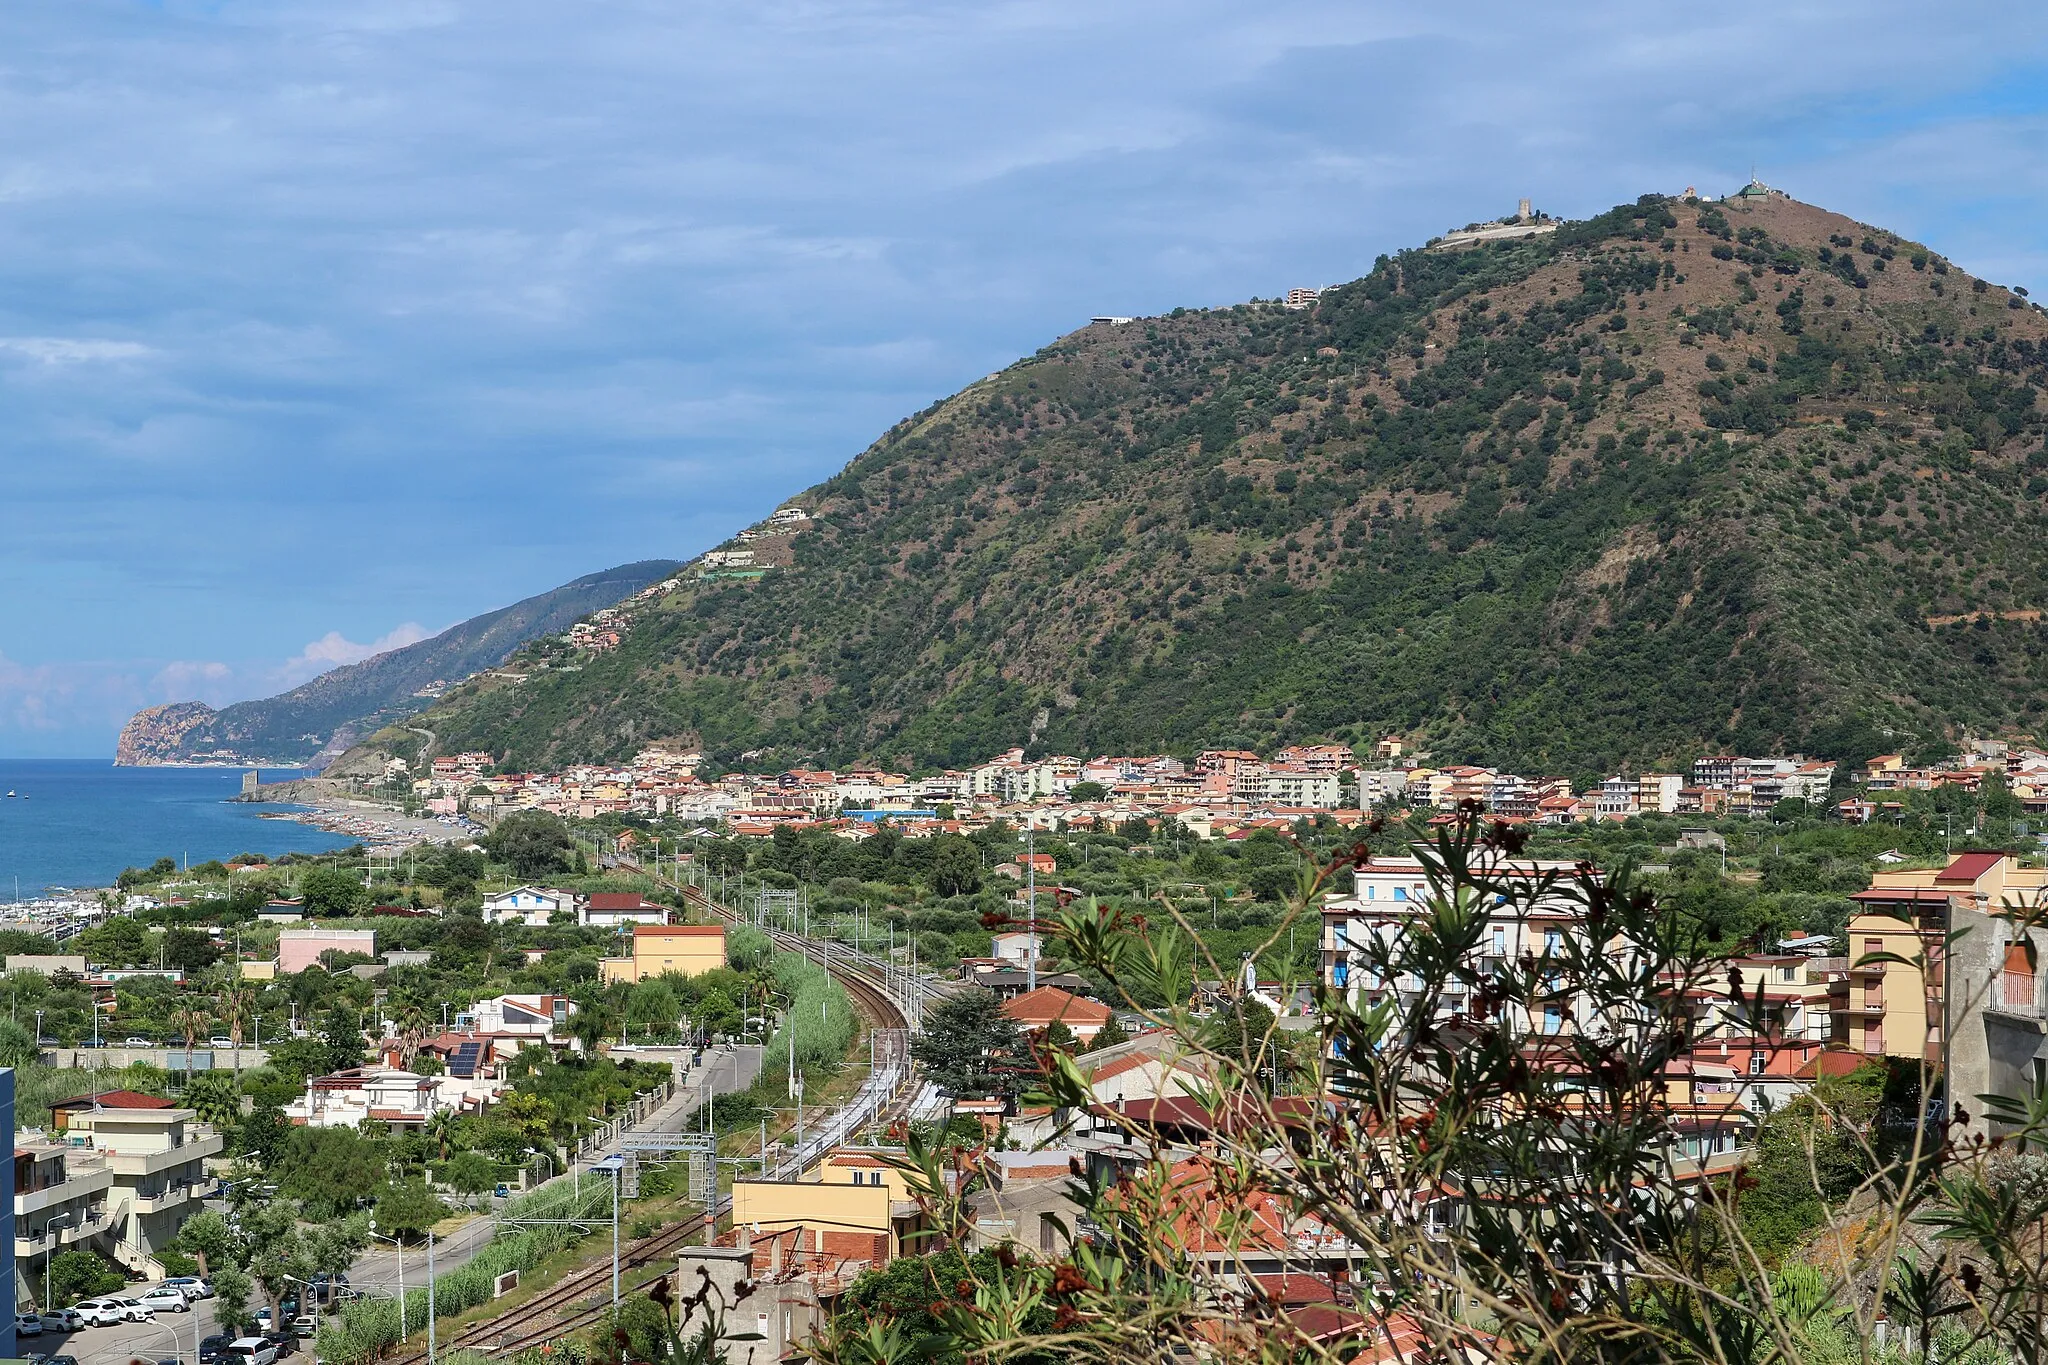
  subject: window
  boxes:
[1490,927,1506,956]
[1393,887,1407,901]
[1749,1050,1766,1075]
[1332,964,1349,987]
[1543,1004,1563,1034]
[1780,966,1797,982]
[1544,930,1563,955]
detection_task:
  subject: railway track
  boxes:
[380,880,926,1361]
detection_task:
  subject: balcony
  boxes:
[130,1176,219,1213]
[1985,971,2048,1027]
[98,1130,224,1177]
[14,1163,113,1217]
[14,1205,113,1258]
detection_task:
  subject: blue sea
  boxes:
[0,759,355,897]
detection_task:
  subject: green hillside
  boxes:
[117,560,679,766]
[378,191,2048,781]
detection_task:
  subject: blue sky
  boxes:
[4,0,2048,755]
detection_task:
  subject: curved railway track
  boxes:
[381,882,924,1362]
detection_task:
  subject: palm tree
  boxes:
[223,983,255,1076]
[169,1005,208,1078]
[396,1003,431,1071]
[426,1109,458,1164]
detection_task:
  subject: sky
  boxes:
[4,1,2048,755]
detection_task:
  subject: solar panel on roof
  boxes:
[448,1041,484,1079]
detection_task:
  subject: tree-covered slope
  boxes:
[117,559,679,766]
[398,192,2048,779]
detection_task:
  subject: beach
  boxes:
[256,797,483,854]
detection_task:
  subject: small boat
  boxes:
[4,790,13,798]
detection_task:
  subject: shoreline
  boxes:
[254,797,482,853]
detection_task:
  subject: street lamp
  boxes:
[40,1213,71,1311]
[365,1220,409,1344]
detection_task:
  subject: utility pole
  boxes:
[427,1226,437,1365]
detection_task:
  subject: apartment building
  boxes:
[1322,852,1598,1037]
[1832,852,2048,1138]
[61,1100,222,1274]
[13,1135,113,1308]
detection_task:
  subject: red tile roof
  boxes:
[588,893,661,910]
[1001,986,1111,1027]
[1939,851,2006,883]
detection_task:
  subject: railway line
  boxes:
[381,878,935,1362]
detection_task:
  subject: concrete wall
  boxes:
[38,1046,270,1070]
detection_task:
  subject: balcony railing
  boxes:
[1988,971,2048,1021]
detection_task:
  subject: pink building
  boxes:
[278,928,377,974]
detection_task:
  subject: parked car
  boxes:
[46,1354,79,1365]
[198,1334,231,1365]
[122,1036,152,1046]
[290,1317,317,1341]
[17,1313,45,1337]
[110,1298,157,1323]
[43,1308,82,1331]
[223,1337,279,1365]
[138,1288,190,1314]
[70,1300,132,1327]
[164,1277,213,1301]
[209,1036,234,1048]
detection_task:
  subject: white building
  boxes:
[13,1135,114,1307]
[465,994,576,1042]
[1257,767,1343,809]
[284,1067,450,1130]
[580,894,669,929]
[1322,853,1600,1037]
[483,886,582,927]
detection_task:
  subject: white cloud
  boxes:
[271,622,434,688]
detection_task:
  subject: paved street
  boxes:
[40,1044,764,1365]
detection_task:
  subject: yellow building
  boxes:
[599,924,727,982]
[730,1177,910,1267]
[1835,852,2048,1063]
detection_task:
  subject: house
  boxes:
[581,893,671,929]
[60,1098,224,1276]
[600,925,728,983]
[481,886,580,927]
[283,1067,452,1129]
[989,931,1041,964]
[466,994,576,1041]
[277,929,376,974]
[1073,1030,1217,1103]
[257,900,305,923]
[1001,986,1111,1044]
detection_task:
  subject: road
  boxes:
[46,1044,762,1365]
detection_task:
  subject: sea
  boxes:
[0,759,355,899]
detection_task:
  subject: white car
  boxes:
[122,1036,152,1046]
[137,1288,189,1314]
[109,1298,156,1323]
[163,1277,213,1300]
[71,1299,139,1327]
[209,1036,235,1048]
[224,1338,279,1365]
[15,1313,43,1337]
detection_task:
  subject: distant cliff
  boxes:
[115,559,681,767]
[116,701,220,765]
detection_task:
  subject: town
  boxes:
[2,722,2042,1362]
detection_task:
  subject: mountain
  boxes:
[353,189,2048,782]
[116,560,682,767]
